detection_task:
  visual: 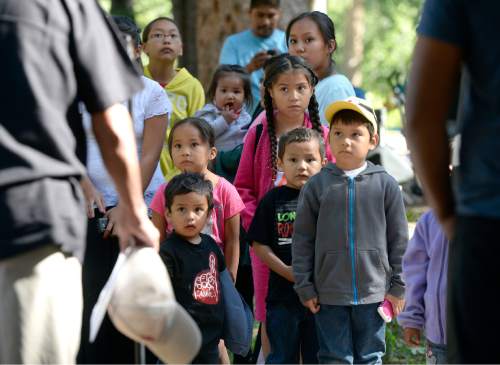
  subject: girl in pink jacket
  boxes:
[234,53,333,357]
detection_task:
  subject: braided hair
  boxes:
[262,53,323,180]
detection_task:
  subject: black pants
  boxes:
[447,215,500,363]
[77,215,135,364]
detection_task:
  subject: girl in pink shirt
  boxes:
[150,118,244,282]
[234,53,333,357]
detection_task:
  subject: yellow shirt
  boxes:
[144,66,205,180]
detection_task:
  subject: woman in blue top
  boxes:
[287,11,355,125]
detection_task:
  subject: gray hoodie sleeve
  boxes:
[292,179,320,302]
[385,177,409,298]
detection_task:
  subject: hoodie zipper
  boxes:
[348,177,358,304]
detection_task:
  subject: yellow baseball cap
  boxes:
[325,96,378,132]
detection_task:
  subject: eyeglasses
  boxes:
[148,33,179,42]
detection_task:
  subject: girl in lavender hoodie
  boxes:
[398,210,448,364]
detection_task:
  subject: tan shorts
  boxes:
[0,244,82,364]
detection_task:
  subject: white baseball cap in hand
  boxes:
[107,246,202,364]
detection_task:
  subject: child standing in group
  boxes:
[159,173,225,364]
[248,128,326,363]
[196,65,253,152]
[398,210,448,364]
[142,17,205,180]
[287,11,355,125]
[292,97,408,364]
[234,53,333,357]
[150,117,244,283]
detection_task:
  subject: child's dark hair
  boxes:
[167,117,215,156]
[263,53,322,180]
[250,0,280,9]
[164,172,214,212]
[112,15,142,48]
[142,16,179,43]
[286,11,337,71]
[278,128,325,160]
[331,110,375,139]
[207,65,253,109]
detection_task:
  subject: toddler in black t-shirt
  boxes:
[159,173,225,364]
[247,128,326,364]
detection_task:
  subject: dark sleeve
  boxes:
[246,190,275,247]
[160,243,178,281]
[417,0,465,47]
[70,0,142,113]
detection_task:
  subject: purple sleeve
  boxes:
[397,212,431,329]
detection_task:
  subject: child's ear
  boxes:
[369,133,379,150]
[208,146,217,161]
[321,157,328,167]
[179,41,184,57]
[328,39,337,54]
[164,209,172,224]
[277,157,284,172]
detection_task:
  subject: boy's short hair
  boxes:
[278,128,325,159]
[164,173,214,212]
[325,97,378,138]
[250,0,280,9]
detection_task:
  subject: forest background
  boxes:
[99,0,423,130]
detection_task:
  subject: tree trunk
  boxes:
[343,0,365,87]
[110,0,135,21]
[174,0,313,88]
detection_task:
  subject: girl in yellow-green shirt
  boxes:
[142,17,205,180]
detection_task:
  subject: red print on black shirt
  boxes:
[192,253,220,305]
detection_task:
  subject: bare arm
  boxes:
[91,103,159,250]
[140,113,168,191]
[253,242,294,283]
[80,174,106,218]
[223,214,240,282]
[405,36,462,238]
[151,210,167,243]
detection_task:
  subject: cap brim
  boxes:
[146,302,202,364]
[325,100,367,126]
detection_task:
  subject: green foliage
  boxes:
[328,0,423,108]
[98,0,172,31]
[384,321,426,364]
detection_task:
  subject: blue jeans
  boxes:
[266,301,319,364]
[314,303,385,364]
[426,341,447,365]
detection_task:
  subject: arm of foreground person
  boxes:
[92,103,159,251]
[405,36,462,239]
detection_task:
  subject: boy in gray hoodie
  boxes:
[292,97,408,364]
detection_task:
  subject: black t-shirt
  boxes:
[160,232,226,346]
[247,186,301,304]
[0,0,142,259]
